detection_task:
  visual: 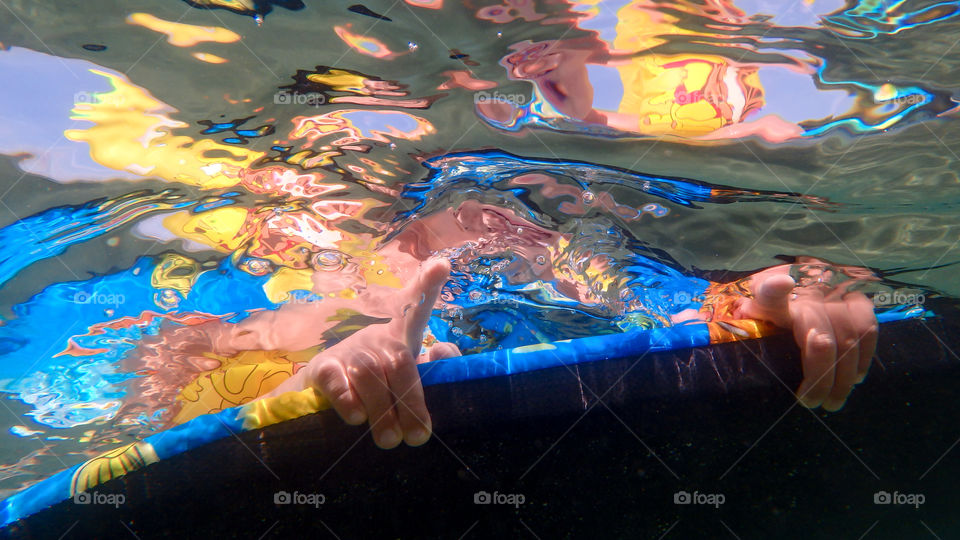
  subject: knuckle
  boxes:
[346,354,382,382]
[808,332,836,354]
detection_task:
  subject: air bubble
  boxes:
[314,250,345,271]
[581,191,596,204]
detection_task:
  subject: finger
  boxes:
[822,302,859,412]
[738,273,795,327]
[396,258,451,356]
[427,341,461,362]
[846,293,878,383]
[753,273,796,311]
[306,355,367,425]
[383,342,432,447]
[346,350,403,449]
[792,302,837,409]
[416,341,462,364]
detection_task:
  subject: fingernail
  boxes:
[347,410,365,425]
[406,428,430,446]
[378,428,401,448]
[822,399,844,412]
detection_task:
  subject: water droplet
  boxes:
[581,191,596,204]
[497,32,502,38]
[104,309,114,317]
[516,227,523,234]
[536,255,546,265]
[254,14,263,27]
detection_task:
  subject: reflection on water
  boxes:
[0,0,957,491]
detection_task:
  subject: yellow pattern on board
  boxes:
[151,253,202,296]
[172,349,317,425]
[70,442,159,494]
[238,387,331,431]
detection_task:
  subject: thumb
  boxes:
[391,258,451,356]
[739,273,795,326]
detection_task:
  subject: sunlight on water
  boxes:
[0,0,956,491]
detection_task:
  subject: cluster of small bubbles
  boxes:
[450,326,464,337]
[156,289,180,309]
[408,41,418,51]
[244,258,272,276]
[313,250,345,271]
[581,191,596,204]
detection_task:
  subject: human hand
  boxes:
[264,258,460,448]
[731,262,878,411]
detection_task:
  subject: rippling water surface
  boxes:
[0,0,958,492]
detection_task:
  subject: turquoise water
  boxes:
[0,0,957,521]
